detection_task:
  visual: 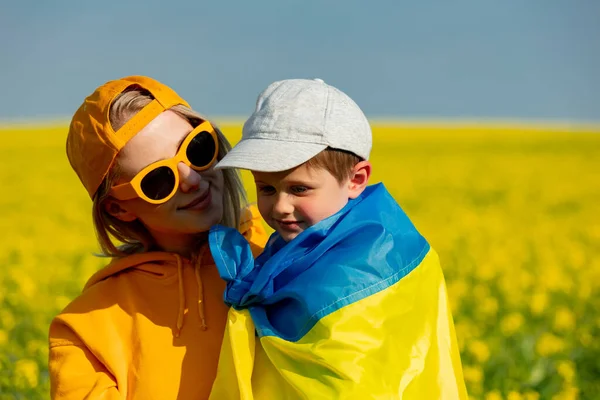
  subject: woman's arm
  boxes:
[49,321,120,400]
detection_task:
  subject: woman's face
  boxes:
[108,110,224,251]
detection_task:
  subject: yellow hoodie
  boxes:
[48,207,268,400]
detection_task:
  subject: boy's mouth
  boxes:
[275,219,302,231]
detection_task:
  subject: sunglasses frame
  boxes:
[110,121,219,204]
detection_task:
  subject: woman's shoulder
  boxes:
[49,274,129,341]
[238,204,269,257]
[238,204,262,232]
[50,253,178,337]
[53,275,123,319]
[48,281,123,350]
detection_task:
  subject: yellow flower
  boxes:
[0,329,8,346]
[473,284,491,301]
[501,312,524,336]
[479,297,499,317]
[556,360,576,384]
[485,390,503,400]
[553,307,576,332]
[530,292,548,316]
[454,321,480,352]
[0,309,16,331]
[476,262,497,281]
[462,365,483,385]
[536,332,566,357]
[551,385,579,400]
[468,339,491,363]
[576,280,591,301]
[567,245,586,271]
[507,391,523,400]
[523,391,540,400]
[10,269,37,299]
[14,359,39,389]
[541,267,571,294]
[448,280,468,312]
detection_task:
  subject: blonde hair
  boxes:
[304,148,362,183]
[92,86,247,257]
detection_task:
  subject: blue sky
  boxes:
[1,0,599,121]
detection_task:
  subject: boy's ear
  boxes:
[347,160,372,199]
[104,198,137,222]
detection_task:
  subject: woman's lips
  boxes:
[178,188,211,211]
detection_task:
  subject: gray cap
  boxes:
[216,78,372,172]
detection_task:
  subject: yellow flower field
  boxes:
[0,122,598,399]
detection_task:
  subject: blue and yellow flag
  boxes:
[209,184,467,399]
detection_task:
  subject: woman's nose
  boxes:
[178,162,201,193]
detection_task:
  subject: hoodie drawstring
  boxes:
[173,248,209,337]
[195,247,208,331]
[175,254,185,338]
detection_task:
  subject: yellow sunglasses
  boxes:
[110,121,219,204]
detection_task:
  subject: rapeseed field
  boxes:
[1,122,598,399]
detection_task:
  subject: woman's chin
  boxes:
[189,206,224,233]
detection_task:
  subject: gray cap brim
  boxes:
[216,138,327,172]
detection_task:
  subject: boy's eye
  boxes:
[291,186,309,194]
[257,185,276,195]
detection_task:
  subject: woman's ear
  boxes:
[347,160,372,199]
[104,198,137,222]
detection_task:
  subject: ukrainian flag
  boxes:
[209,184,467,399]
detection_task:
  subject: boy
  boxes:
[208,79,467,399]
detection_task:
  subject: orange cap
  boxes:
[66,75,191,199]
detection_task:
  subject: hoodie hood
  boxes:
[84,251,187,290]
[84,248,213,337]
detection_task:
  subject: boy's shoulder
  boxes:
[248,183,430,332]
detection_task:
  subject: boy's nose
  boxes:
[272,194,293,216]
[178,162,201,193]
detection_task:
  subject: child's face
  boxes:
[253,164,352,242]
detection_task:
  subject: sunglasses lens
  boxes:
[187,131,217,168]
[140,166,176,201]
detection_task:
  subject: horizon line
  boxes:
[1,116,599,132]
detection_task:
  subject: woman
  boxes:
[48,75,268,399]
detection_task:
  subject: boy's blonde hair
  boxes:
[305,148,362,184]
[92,87,247,257]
